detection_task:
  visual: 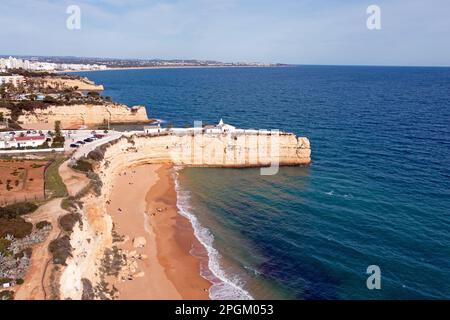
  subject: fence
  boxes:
[0,147,65,155]
[0,193,47,206]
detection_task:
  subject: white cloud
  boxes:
[0,0,448,65]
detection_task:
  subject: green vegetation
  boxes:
[0,238,12,256]
[0,217,33,238]
[0,202,37,239]
[59,213,81,233]
[35,220,52,230]
[0,290,14,300]
[51,120,65,148]
[0,202,38,219]
[0,278,12,285]
[43,95,57,104]
[61,197,76,210]
[45,157,68,198]
[48,235,72,265]
[72,158,93,172]
[81,278,95,300]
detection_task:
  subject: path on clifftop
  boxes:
[13,198,67,300]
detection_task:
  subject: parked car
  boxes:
[84,138,94,143]
[76,140,85,145]
[70,143,79,148]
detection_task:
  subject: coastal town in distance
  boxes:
[0,55,283,72]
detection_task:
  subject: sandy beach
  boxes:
[106,163,211,299]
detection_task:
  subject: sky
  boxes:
[0,0,449,66]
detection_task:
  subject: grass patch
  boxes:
[45,157,68,199]
[61,196,82,210]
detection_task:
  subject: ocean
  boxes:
[76,66,450,299]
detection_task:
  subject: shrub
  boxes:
[0,217,33,238]
[14,247,32,259]
[59,213,80,233]
[81,278,95,300]
[0,238,12,256]
[0,202,38,219]
[87,149,105,162]
[72,158,93,172]
[36,220,52,230]
[0,290,14,300]
[61,197,77,210]
[43,95,56,103]
[48,235,72,265]
[0,278,12,285]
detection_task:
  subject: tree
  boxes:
[0,84,6,99]
[55,120,62,137]
[51,120,65,148]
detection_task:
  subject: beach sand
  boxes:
[106,163,211,299]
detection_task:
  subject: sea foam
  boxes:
[173,168,253,300]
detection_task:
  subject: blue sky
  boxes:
[0,0,449,66]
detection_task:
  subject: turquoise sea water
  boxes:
[76,66,450,299]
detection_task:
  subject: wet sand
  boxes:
[106,163,211,299]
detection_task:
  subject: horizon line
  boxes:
[1,54,449,69]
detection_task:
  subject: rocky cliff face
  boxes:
[99,132,311,171]
[42,77,104,91]
[58,131,310,299]
[0,104,149,129]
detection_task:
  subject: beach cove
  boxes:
[101,163,211,299]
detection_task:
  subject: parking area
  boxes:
[64,130,108,150]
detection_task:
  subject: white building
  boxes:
[144,123,162,134]
[216,118,236,133]
[0,75,25,87]
[143,119,237,136]
[204,119,236,134]
[0,56,108,72]
[0,135,46,149]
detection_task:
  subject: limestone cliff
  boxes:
[0,104,149,129]
[42,77,104,91]
[99,132,311,170]
[58,131,310,299]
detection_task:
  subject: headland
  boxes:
[0,71,310,300]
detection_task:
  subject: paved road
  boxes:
[69,131,124,164]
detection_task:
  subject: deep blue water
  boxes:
[76,66,450,299]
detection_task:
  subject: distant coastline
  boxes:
[59,64,291,73]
